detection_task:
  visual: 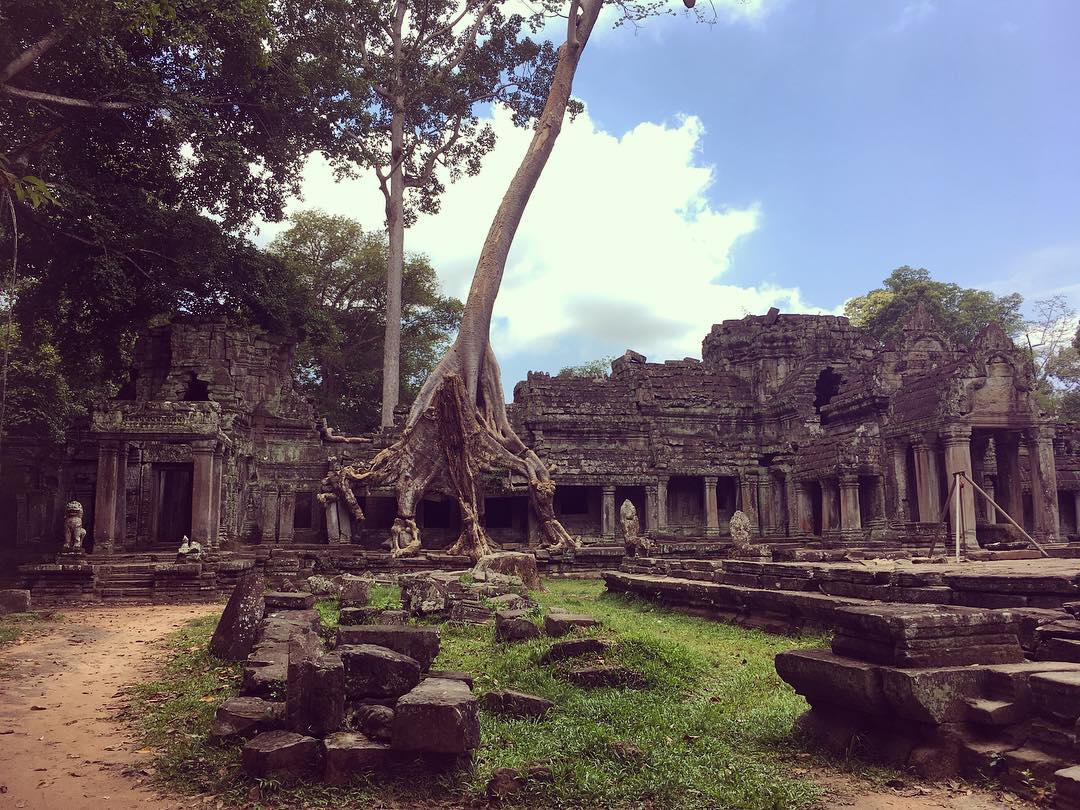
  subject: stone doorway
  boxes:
[154,464,192,545]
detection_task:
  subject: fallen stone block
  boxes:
[0,589,31,614]
[210,570,265,661]
[354,703,394,742]
[775,649,889,716]
[242,729,320,779]
[427,670,474,688]
[487,592,531,611]
[210,696,284,742]
[339,643,421,698]
[480,689,554,719]
[286,636,344,737]
[544,612,601,637]
[260,609,322,642]
[339,574,371,608]
[450,599,493,624]
[474,551,541,589]
[392,677,480,754]
[264,591,316,610]
[336,625,440,671]
[323,732,392,784]
[539,637,609,665]
[495,609,540,643]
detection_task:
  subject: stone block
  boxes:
[774,649,889,716]
[339,574,371,608]
[353,703,394,742]
[323,732,392,784]
[539,637,608,665]
[480,690,554,719]
[392,677,480,754]
[0,589,31,614]
[831,604,1020,641]
[427,670,475,688]
[286,637,344,737]
[1030,671,1080,723]
[544,612,601,636]
[495,609,541,643]
[260,609,321,642]
[210,696,284,742]
[264,591,316,610]
[336,625,440,671]
[339,643,421,699]
[473,552,541,589]
[877,666,983,724]
[241,730,320,779]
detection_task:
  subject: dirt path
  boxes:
[0,604,219,810]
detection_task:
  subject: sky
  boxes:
[254,0,1080,395]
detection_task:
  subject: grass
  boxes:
[0,611,59,649]
[126,578,830,809]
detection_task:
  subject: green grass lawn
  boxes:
[125,578,829,809]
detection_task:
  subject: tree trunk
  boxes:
[329,0,605,562]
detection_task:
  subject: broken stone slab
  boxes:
[487,592,531,612]
[286,637,344,737]
[832,632,1024,668]
[336,625,440,671]
[473,551,541,590]
[378,609,409,625]
[0,589,31,614]
[480,689,554,719]
[831,604,1020,641]
[878,666,983,724]
[544,612,601,637]
[210,569,265,661]
[563,665,646,689]
[210,696,284,742]
[339,574,371,608]
[264,591,317,610]
[339,643,421,699]
[392,677,480,754]
[539,637,609,665]
[428,670,475,688]
[241,729,321,779]
[242,641,289,697]
[495,609,540,643]
[353,703,394,743]
[774,649,889,716]
[323,732,393,784]
[449,599,493,624]
[1055,765,1080,808]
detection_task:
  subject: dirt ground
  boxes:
[0,605,1031,810]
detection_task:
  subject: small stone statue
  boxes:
[177,535,203,560]
[620,499,649,557]
[729,510,752,546]
[63,501,86,552]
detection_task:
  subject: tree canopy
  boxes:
[268,210,462,433]
[844,266,1025,346]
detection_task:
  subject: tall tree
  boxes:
[1024,295,1080,422]
[844,266,1025,346]
[269,210,462,433]
[326,0,693,561]
[335,0,568,428]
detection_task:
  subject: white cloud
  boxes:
[257,106,828,371]
[889,0,937,34]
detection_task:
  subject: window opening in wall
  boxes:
[183,372,210,401]
[813,367,845,413]
[293,492,313,529]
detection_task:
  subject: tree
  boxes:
[334,0,569,428]
[559,356,614,379]
[326,0,691,561]
[268,210,462,433]
[1024,295,1080,422]
[844,266,1025,346]
[0,0,362,442]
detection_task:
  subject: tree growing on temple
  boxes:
[333,0,570,428]
[269,210,462,433]
[326,0,699,561]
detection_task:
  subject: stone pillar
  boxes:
[1028,428,1060,539]
[209,445,224,547]
[278,485,296,544]
[890,442,910,524]
[190,440,216,545]
[337,500,353,543]
[656,476,669,531]
[645,484,659,533]
[838,475,862,533]
[601,485,617,538]
[796,483,815,535]
[114,443,128,550]
[942,427,978,549]
[757,474,774,535]
[93,442,121,554]
[820,479,837,532]
[912,437,941,523]
[703,476,719,536]
[982,476,997,524]
[260,487,280,544]
[739,472,759,533]
[994,432,1023,526]
[324,496,342,544]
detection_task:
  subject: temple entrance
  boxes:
[155,464,192,544]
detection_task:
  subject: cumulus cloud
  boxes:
[257,106,827,375]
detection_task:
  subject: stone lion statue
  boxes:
[729,510,752,546]
[620,499,650,557]
[63,501,86,552]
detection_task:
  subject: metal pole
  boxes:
[927,474,960,559]
[963,471,1050,558]
[954,472,962,563]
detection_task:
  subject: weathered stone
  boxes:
[775,649,889,716]
[427,670,475,688]
[305,574,338,596]
[0,589,31,615]
[286,635,344,736]
[487,592,531,612]
[544,612,601,636]
[449,599,493,624]
[378,609,409,626]
[209,569,265,661]
[392,677,480,754]
[353,703,394,742]
[241,729,320,779]
[339,574,371,608]
[831,604,1020,641]
[729,510,752,546]
[480,690,554,719]
[564,665,646,689]
[474,552,541,590]
[495,609,540,643]
[336,625,440,670]
[210,696,284,741]
[264,591,316,610]
[323,732,392,784]
[339,643,421,698]
[878,666,983,724]
[1030,671,1080,723]
[539,637,609,665]
[260,609,321,642]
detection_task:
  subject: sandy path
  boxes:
[0,604,219,810]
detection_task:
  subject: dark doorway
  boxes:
[807,481,823,536]
[813,367,845,413]
[156,465,193,543]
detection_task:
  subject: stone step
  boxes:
[1000,746,1069,790]
[965,697,1025,726]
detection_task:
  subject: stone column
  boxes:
[982,476,997,524]
[190,440,216,545]
[890,442,910,524]
[601,485,617,538]
[1027,428,1060,539]
[323,496,341,544]
[645,484,659,532]
[796,483,815,535]
[820,479,837,532]
[337,500,353,543]
[656,476,669,531]
[114,443,128,550]
[260,487,280,544]
[209,445,224,548]
[739,472,759,533]
[839,474,862,533]
[93,442,121,554]
[942,427,978,549]
[994,432,1023,526]
[703,476,719,536]
[912,437,941,523]
[278,485,296,544]
[757,474,774,535]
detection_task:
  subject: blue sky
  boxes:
[261,0,1080,396]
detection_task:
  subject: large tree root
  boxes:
[322,347,579,563]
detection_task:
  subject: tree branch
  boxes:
[1,83,132,110]
[0,28,66,83]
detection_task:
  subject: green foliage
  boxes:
[368,582,403,611]
[558,356,615,379]
[269,210,462,432]
[130,579,830,809]
[844,266,1025,345]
